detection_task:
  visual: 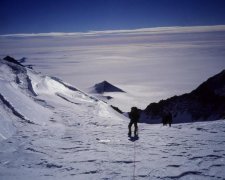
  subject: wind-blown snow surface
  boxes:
[1,25,225,111]
[0,59,225,179]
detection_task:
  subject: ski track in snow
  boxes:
[0,61,225,179]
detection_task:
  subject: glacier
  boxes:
[0,57,225,179]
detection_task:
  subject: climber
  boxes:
[128,107,140,137]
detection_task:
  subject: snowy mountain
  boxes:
[91,81,125,94]
[1,57,225,180]
[89,81,127,109]
[140,69,225,124]
[0,56,124,139]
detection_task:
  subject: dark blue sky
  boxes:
[1,0,225,35]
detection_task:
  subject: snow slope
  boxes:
[0,58,225,179]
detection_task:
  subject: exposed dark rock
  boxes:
[139,69,225,123]
[104,96,113,100]
[26,76,37,96]
[3,56,24,66]
[19,57,26,63]
[56,93,80,105]
[51,77,78,91]
[46,163,62,168]
[0,93,26,120]
[1,56,37,96]
[111,105,123,114]
[1,56,26,74]
[25,65,33,69]
[0,93,34,124]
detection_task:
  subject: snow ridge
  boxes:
[0,93,27,121]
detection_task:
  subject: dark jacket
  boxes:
[129,107,140,122]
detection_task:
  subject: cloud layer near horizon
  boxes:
[1,25,225,110]
[1,25,225,37]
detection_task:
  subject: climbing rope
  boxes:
[133,140,136,180]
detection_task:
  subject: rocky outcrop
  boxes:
[140,69,225,123]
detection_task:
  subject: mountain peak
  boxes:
[192,69,225,97]
[93,81,125,94]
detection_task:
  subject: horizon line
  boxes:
[1,24,225,37]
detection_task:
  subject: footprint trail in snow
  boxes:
[0,58,225,180]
